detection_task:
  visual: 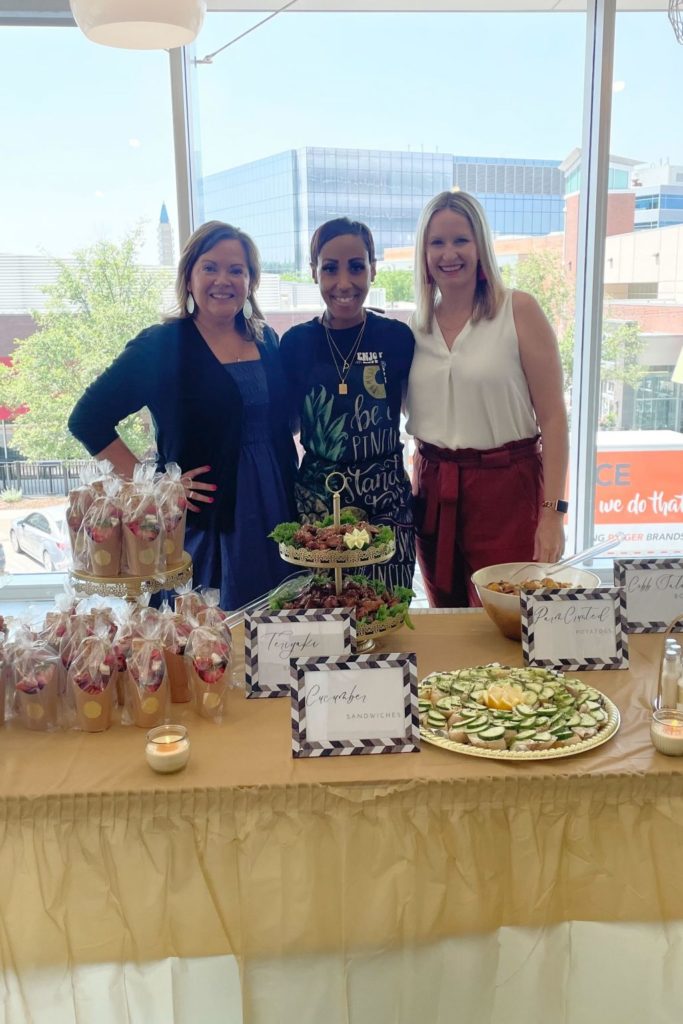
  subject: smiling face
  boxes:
[425,208,479,295]
[313,233,376,328]
[188,238,251,328]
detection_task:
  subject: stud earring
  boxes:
[186,293,195,315]
[242,297,253,320]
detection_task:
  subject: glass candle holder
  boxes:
[145,724,190,773]
[650,709,683,756]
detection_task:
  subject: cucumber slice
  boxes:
[479,726,506,740]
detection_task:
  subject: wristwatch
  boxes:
[541,498,569,514]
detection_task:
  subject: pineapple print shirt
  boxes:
[280,312,416,589]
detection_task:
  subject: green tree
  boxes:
[501,251,645,397]
[373,269,414,304]
[0,232,171,460]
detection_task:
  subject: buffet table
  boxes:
[1,610,682,1024]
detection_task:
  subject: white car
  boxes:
[9,508,69,571]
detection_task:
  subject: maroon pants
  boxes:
[413,436,543,608]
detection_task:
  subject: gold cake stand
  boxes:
[69,552,193,602]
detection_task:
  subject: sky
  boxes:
[1,10,681,263]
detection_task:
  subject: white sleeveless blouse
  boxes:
[405,290,538,450]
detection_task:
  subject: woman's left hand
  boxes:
[181,465,216,513]
[533,510,565,564]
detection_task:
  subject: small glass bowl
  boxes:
[145,724,190,773]
[650,709,683,756]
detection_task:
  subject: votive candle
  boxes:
[145,724,190,773]
[650,709,683,756]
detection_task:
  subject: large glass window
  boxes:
[596,11,683,557]
[0,23,177,574]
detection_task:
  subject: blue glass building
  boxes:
[201,148,565,272]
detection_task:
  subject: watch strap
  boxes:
[541,499,569,514]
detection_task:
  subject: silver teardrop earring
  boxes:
[242,296,253,320]
[186,292,195,316]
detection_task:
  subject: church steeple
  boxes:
[158,202,175,266]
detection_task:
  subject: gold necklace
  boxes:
[323,315,367,395]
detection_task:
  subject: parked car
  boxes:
[9,508,69,571]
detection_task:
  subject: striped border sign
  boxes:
[520,587,629,671]
[613,558,683,633]
[290,652,420,758]
[245,609,355,698]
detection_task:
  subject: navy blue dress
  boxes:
[184,360,292,610]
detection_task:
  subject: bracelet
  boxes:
[541,499,569,514]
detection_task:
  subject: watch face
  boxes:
[556,499,569,514]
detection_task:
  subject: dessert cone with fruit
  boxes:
[14,646,60,732]
[158,607,194,703]
[126,636,169,728]
[185,625,232,721]
[66,485,94,569]
[83,495,122,577]
[159,463,188,567]
[68,635,117,733]
[122,487,164,576]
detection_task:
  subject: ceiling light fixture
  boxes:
[69,0,206,51]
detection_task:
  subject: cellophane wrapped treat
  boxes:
[58,614,94,696]
[197,588,232,636]
[124,632,169,728]
[122,470,165,576]
[158,463,188,568]
[83,487,123,577]
[175,583,207,621]
[66,484,94,569]
[158,602,193,703]
[0,622,8,726]
[67,633,117,732]
[185,624,233,722]
[13,639,61,731]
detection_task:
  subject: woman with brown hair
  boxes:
[69,220,296,608]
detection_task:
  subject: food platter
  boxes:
[418,665,620,762]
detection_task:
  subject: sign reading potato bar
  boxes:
[245,609,354,698]
[520,588,629,671]
[290,653,419,757]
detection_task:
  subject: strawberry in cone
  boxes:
[69,639,117,732]
[15,658,59,731]
[84,501,122,577]
[186,626,232,721]
[123,503,163,576]
[126,639,169,728]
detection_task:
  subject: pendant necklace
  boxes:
[323,315,367,395]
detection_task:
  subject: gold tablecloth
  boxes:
[0,611,680,977]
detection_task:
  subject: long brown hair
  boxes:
[168,220,264,340]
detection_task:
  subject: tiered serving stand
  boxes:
[275,474,406,652]
[69,552,193,603]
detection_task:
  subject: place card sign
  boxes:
[614,558,683,633]
[245,609,354,698]
[521,587,628,670]
[290,653,419,757]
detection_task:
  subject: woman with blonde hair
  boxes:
[406,190,568,607]
[69,220,296,608]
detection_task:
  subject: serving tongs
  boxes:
[508,534,624,583]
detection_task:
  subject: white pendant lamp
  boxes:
[69,0,206,50]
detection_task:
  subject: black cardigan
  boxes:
[68,318,297,533]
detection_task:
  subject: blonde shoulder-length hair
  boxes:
[166,220,265,341]
[413,190,505,334]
